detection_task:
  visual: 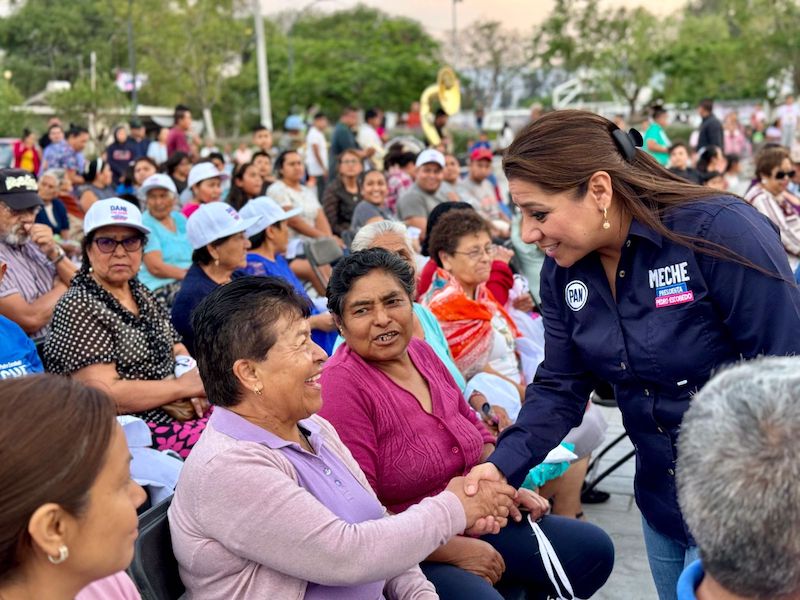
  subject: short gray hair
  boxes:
[351,220,410,252]
[677,356,800,599]
[40,169,65,185]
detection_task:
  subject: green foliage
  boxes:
[0,80,26,136]
[47,77,126,126]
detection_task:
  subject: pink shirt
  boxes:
[181,202,199,218]
[75,571,141,600]
[319,338,495,513]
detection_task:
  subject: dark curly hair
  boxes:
[426,209,491,268]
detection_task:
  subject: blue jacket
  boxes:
[489,197,800,544]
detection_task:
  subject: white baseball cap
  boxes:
[239,196,302,238]
[84,198,151,236]
[186,202,264,250]
[187,162,229,190]
[415,149,445,169]
[139,173,177,196]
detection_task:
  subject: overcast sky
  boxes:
[261,0,687,36]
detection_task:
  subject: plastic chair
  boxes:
[128,496,185,600]
[305,237,343,290]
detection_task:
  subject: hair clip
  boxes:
[611,127,643,163]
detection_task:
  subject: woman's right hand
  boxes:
[446,476,516,531]
[177,367,206,399]
[449,537,506,585]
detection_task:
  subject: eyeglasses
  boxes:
[0,203,41,218]
[775,170,797,180]
[93,236,145,254]
[452,243,496,261]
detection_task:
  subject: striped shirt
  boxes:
[0,241,56,340]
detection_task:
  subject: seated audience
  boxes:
[385,145,416,213]
[0,375,146,600]
[0,169,77,341]
[226,161,263,211]
[77,158,115,213]
[240,196,337,353]
[458,148,511,237]
[744,146,800,269]
[0,257,43,379]
[668,143,701,184]
[320,249,614,599]
[351,170,393,235]
[396,149,448,234]
[132,157,158,198]
[439,153,462,202]
[181,162,227,218]
[35,170,70,239]
[252,150,276,192]
[44,199,209,458]
[267,150,339,295]
[323,148,363,237]
[169,276,519,599]
[165,151,191,196]
[676,357,800,600]
[138,174,193,308]
[171,202,261,354]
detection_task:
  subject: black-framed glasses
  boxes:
[453,243,496,261]
[776,170,797,180]
[93,236,145,254]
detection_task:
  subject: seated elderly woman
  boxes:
[169,275,519,599]
[676,357,800,600]
[347,220,516,429]
[319,249,614,600]
[138,174,193,308]
[171,202,262,354]
[0,374,147,600]
[45,199,209,458]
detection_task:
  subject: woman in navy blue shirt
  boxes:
[464,110,800,600]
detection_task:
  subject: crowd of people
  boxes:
[1,96,800,600]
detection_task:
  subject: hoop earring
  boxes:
[602,207,610,230]
[48,545,69,565]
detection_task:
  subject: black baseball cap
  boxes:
[0,169,44,210]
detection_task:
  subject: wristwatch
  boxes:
[49,245,66,265]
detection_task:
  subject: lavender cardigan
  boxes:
[169,412,466,599]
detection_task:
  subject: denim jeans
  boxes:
[641,517,699,600]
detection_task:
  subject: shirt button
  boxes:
[668,468,675,476]
[657,426,664,433]
[451,447,459,454]
[323,467,332,476]
[619,270,626,278]
[438,423,444,430]
[334,480,342,487]
[644,388,650,396]
[626,240,631,248]
[620,362,627,370]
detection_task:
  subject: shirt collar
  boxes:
[628,217,663,248]
[210,406,322,452]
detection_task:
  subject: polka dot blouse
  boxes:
[44,271,181,425]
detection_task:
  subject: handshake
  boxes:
[445,465,549,535]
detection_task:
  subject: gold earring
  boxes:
[253,386,262,396]
[602,207,610,230]
[214,258,220,267]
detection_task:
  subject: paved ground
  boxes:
[582,405,658,600]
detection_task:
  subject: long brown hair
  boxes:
[503,110,780,277]
[0,375,117,583]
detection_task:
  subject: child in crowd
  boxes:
[181,161,228,218]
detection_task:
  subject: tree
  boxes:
[47,77,127,147]
[217,5,442,134]
[459,20,530,109]
[0,80,26,137]
[533,0,666,116]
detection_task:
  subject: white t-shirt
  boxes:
[305,126,328,176]
[265,180,322,244]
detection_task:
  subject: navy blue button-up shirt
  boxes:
[490,197,800,543]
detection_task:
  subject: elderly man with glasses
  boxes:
[0,169,77,342]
